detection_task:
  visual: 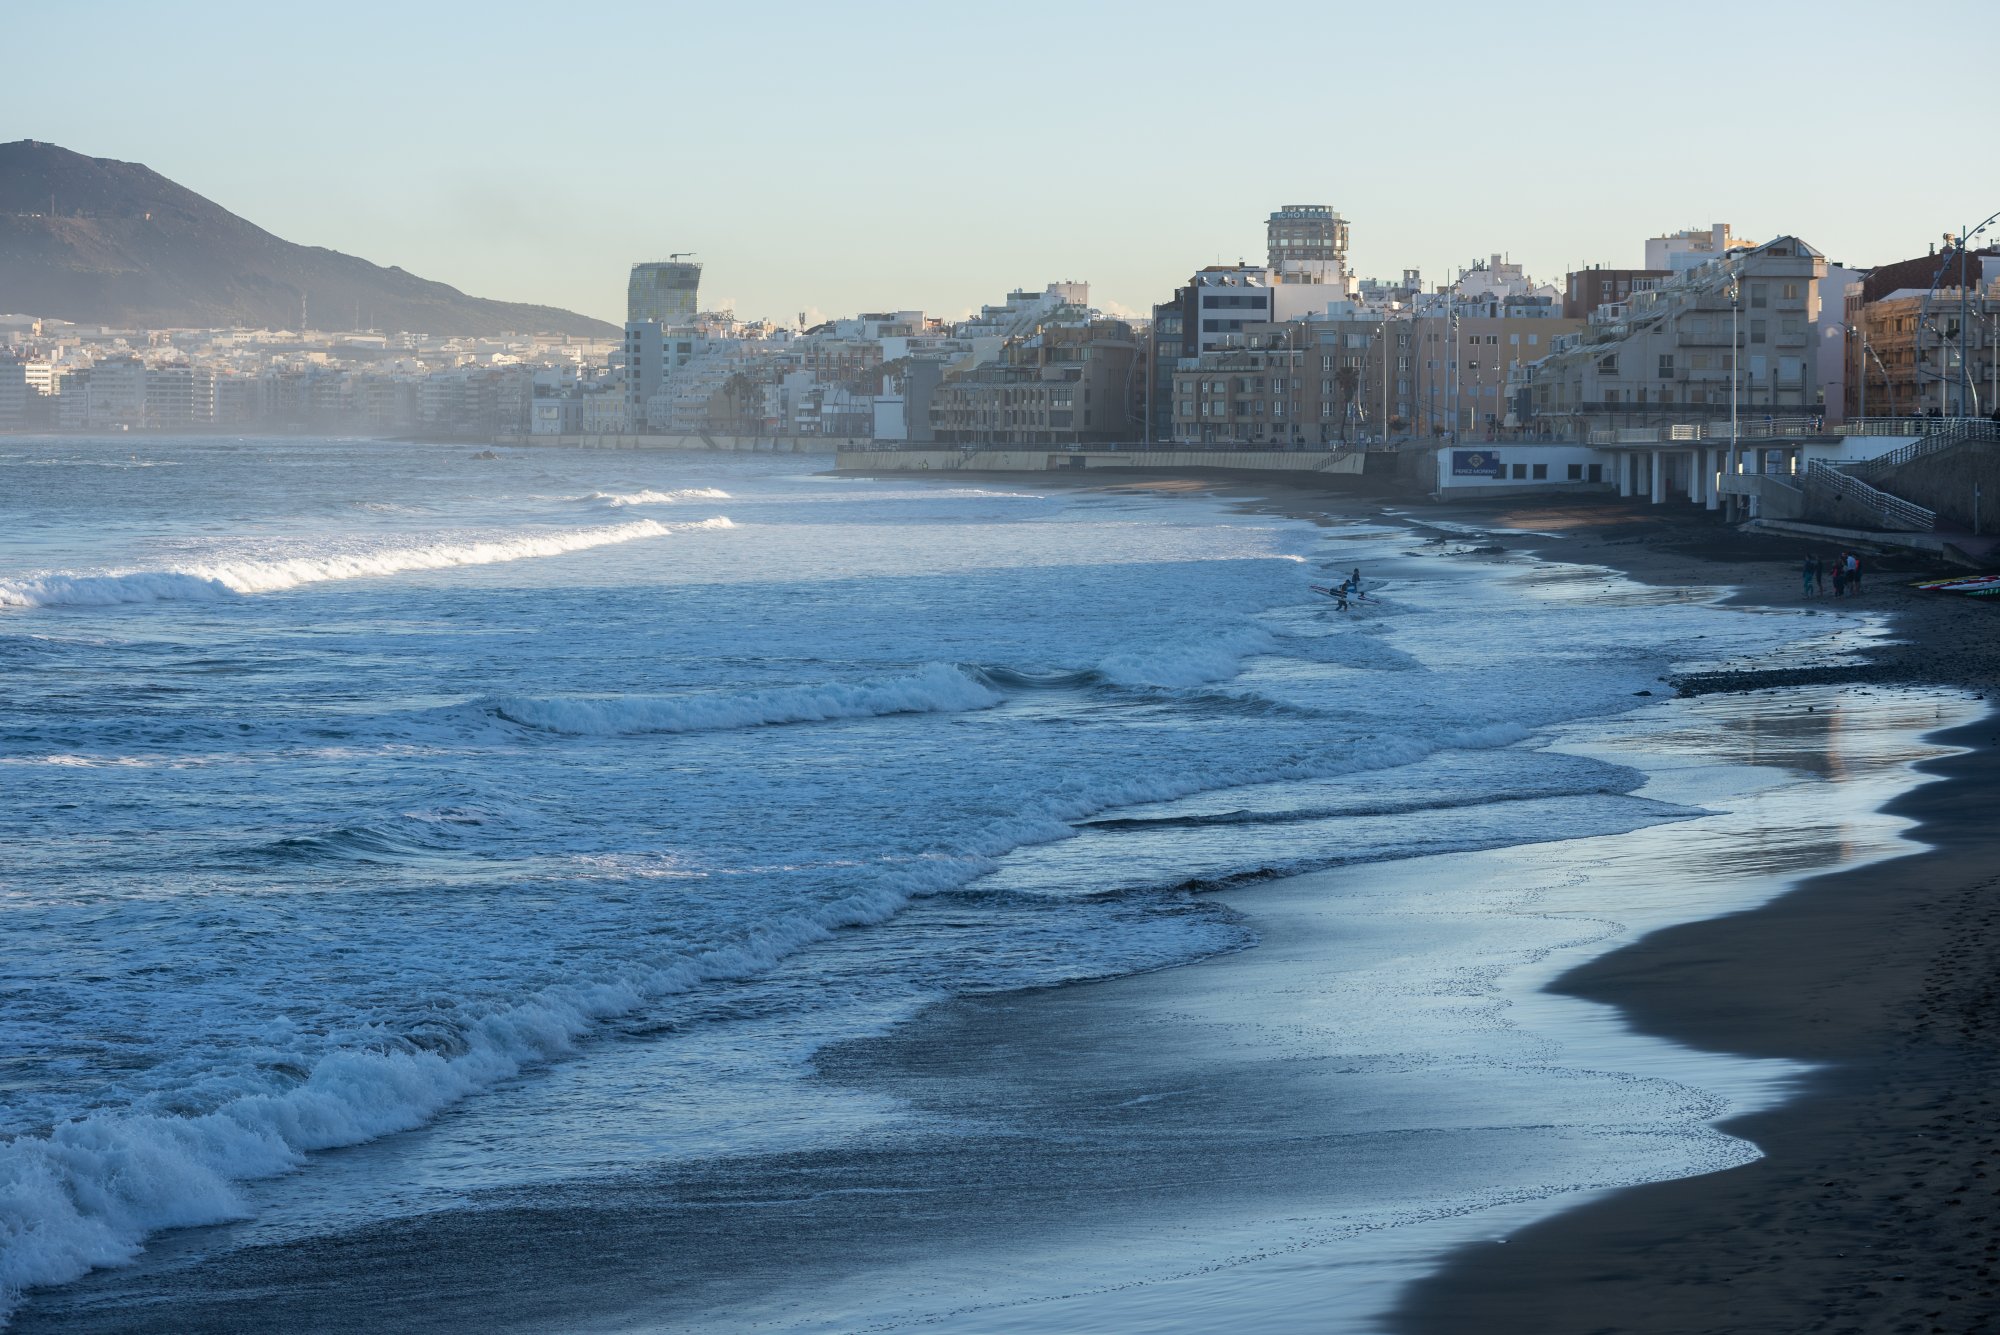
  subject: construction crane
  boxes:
[668,252,696,262]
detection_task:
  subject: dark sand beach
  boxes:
[1388,499,2000,1335]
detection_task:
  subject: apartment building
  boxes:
[1564,267,1671,320]
[1843,248,2000,418]
[1521,236,1828,436]
[0,358,26,426]
[1645,223,1753,273]
[929,319,1139,446]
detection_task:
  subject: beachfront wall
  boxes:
[834,448,1369,478]
[1432,445,1613,495]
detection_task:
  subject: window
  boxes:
[1750,286,1767,309]
[1751,320,1767,345]
[1587,464,1603,483]
[1509,333,1520,345]
[1598,355,1618,374]
[1528,334,1539,346]
[1567,463,1584,480]
[1532,464,1548,480]
[1510,463,1528,479]
[1658,354,1674,378]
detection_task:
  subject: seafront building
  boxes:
[1518,235,1829,440]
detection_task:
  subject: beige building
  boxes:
[929,319,1140,446]
[1521,236,1828,438]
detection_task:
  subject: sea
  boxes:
[0,437,1941,1331]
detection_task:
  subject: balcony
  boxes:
[1678,332,1744,348]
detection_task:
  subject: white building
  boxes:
[1190,266,1273,352]
[1645,223,1754,274]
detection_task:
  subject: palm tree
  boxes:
[1334,365,1360,442]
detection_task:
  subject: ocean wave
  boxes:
[0,878,939,1326]
[579,488,731,507]
[0,519,698,610]
[1096,626,1278,689]
[487,662,1002,737]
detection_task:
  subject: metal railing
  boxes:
[1805,458,1937,531]
[1838,419,1999,479]
[1835,415,1996,438]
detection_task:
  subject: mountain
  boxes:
[0,141,617,336]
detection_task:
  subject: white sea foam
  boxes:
[0,881,930,1324]
[0,520,694,609]
[580,488,731,506]
[489,662,1002,736]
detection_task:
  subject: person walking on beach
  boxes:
[1802,555,1816,598]
[1832,556,1847,598]
[1846,551,1862,595]
[1815,555,1827,595]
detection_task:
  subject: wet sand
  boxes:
[1390,498,2000,1334]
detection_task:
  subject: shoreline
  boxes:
[1386,500,2000,1332]
[12,479,1992,1333]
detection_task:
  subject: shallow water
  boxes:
[0,438,1899,1328]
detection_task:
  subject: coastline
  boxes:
[13,476,1993,1333]
[1389,498,2000,1334]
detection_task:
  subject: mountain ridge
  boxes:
[0,141,617,336]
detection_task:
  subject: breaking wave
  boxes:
[580,488,732,507]
[0,520,699,610]
[0,881,939,1327]
[488,662,1002,736]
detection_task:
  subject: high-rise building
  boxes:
[1266,205,1349,271]
[627,261,702,327]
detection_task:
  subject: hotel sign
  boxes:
[1451,450,1503,478]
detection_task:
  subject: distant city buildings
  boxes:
[3,210,1991,451]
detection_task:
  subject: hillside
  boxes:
[0,141,617,336]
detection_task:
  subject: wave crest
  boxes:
[580,488,731,506]
[0,520,694,610]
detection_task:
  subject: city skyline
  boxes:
[13,0,1996,327]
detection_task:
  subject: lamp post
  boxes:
[1726,274,1741,514]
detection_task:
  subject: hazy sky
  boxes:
[16,0,1996,326]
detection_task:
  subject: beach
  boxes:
[1394,499,2000,1334]
[6,446,1994,1334]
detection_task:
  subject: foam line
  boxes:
[0,519,707,609]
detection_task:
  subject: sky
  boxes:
[13,0,1997,327]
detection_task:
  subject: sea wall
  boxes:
[502,435,860,452]
[833,448,1369,479]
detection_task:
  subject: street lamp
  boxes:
[1725,274,1741,511]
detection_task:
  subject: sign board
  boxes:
[1451,450,1503,478]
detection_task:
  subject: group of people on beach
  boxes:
[1801,551,1864,599]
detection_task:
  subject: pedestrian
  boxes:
[1814,555,1827,595]
[1847,550,1862,594]
[1833,554,1847,598]
[1801,554,1816,598]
